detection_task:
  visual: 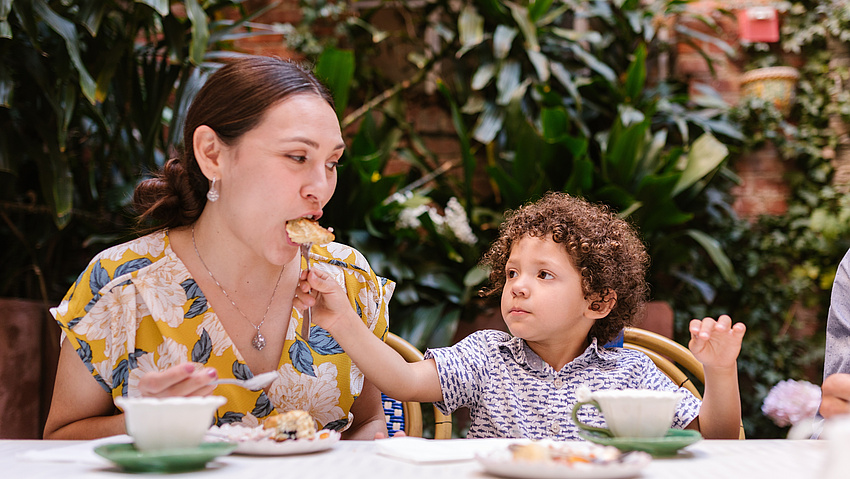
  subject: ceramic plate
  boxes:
[94,442,237,473]
[208,425,341,456]
[476,442,651,479]
[578,429,702,456]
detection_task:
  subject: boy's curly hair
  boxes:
[480,191,649,345]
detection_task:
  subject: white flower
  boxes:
[126,338,190,397]
[135,263,187,328]
[271,363,345,427]
[128,231,167,258]
[761,379,822,427]
[198,311,231,357]
[93,358,117,390]
[349,362,364,396]
[443,197,477,245]
[397,204,431,229]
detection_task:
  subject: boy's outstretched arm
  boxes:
[688,315,746,439]
[295,268,444,403]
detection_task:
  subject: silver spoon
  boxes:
[212,371,278,391]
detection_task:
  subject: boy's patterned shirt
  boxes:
[425,329,701,439]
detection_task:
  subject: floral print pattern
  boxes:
[51,229,394,430]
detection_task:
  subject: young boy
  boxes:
[298,192,746,439]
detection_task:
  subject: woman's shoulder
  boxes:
[84,230,171,279]
[53,230,173,321]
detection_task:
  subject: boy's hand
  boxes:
[688,315,746,369]
[294,267,357,335]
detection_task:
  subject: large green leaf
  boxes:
[672,133,728,196]
[0,0,13,38]
[136,0,169,16]
[605,119,647,185]
[506,1,539,52]
[624,43,647,101]
[457,5,484,58]
[315,47,355,117]
[528,0,555,22]
[32,0,96,104]
[683,229,739,288]
[439,81,476,213]
[184,0,209,66]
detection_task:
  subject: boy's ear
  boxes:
[586,289,617,319]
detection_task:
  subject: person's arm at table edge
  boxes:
[299,268,444,404]
[43,338,126,439]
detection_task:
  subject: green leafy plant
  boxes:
[0,0,277,301]
[284,0,744,348]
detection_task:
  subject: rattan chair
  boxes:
[382,332,452,439]
[623,326,746,439]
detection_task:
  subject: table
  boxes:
[0,437,831,479]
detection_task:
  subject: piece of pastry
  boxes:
[286,218,335,245]
[263,410,318,441]
[510,443,551,462]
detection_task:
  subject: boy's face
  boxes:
[501,235,602,347]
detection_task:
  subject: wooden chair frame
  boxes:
[623,327,745,439]
[385,333,453,439]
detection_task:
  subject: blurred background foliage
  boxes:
[0,0,280,301]
[3,0,850,438]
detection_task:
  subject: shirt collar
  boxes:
[499,336,620,372]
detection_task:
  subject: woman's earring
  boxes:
[206,176,220,202]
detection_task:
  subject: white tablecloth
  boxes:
[2,437,829,479]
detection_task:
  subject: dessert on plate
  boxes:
[263,410,318,441]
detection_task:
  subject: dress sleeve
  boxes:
[825,248,850,378]
[50,251,142,395]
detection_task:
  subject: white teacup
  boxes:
[572,388,683,438]
[115,396,226,451]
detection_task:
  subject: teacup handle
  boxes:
[571,400,614,438]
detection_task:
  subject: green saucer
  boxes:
[578,428,703,456]
[94,442,237,473]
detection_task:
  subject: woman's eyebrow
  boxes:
[280,136,345,150]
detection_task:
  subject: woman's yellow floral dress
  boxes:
[51,230,394,431]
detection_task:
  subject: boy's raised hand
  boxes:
[294,267,359,336]
[688,315,746,368]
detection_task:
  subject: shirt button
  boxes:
[553,378,563,388]
[550,423,561,435]
[509,426,522,437]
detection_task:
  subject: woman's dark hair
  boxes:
[480,191,649,345]
[133,57,335,229]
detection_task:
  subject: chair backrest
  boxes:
[622,327,745,440]
[383,332,452,439]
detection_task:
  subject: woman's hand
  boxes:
[688,315,746,369]
[137,363,219,398]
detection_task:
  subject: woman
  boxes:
[43,57,393,440]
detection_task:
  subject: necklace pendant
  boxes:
[252,331,266,351]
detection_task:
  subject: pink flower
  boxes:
[761,379,822,427]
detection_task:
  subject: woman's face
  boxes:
[214,93,344,265]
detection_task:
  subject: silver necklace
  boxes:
[191,225,284,351]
